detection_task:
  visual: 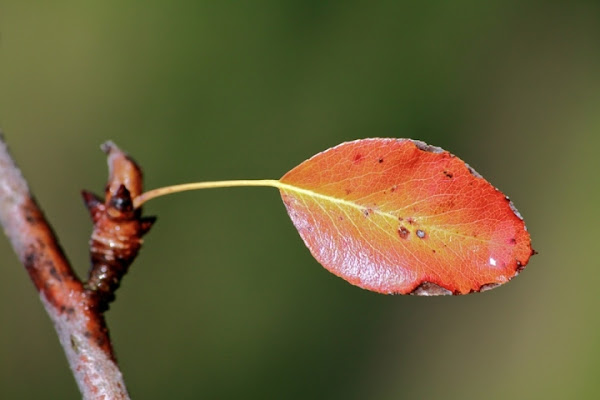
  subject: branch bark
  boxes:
[0,132,130,399]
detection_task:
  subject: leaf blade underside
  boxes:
[279,138,533,295]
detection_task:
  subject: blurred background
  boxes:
[1,1,599,399]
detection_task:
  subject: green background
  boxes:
[1,1,599,399]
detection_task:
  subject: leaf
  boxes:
[278,138,533,295]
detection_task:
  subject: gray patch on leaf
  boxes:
[507,197,524,221]
[410,281,452,296]
[479,283,501,292]
[463,161,483,178]
[411,140,444,154]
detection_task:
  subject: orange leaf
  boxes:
[279,138,534,295]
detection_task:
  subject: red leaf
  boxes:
[279,139,533,295]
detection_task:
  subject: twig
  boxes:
[0,132,130,399]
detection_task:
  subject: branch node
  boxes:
[84,143,155,312]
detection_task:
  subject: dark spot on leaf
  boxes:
[397,227,409,239]
[363,209,371,217]
[443,170,453,178]
[407,217,414,225]
[432,249,436,253]
[378,158,384,163]
[398,216,403,221]
[390,185,397,192]
[353,153,362,163]
[338,216,344,221]
[416,229,426,239]
[345,188,352,195]
[509,238,517,244]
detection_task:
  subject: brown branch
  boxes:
[0,132,132,399]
